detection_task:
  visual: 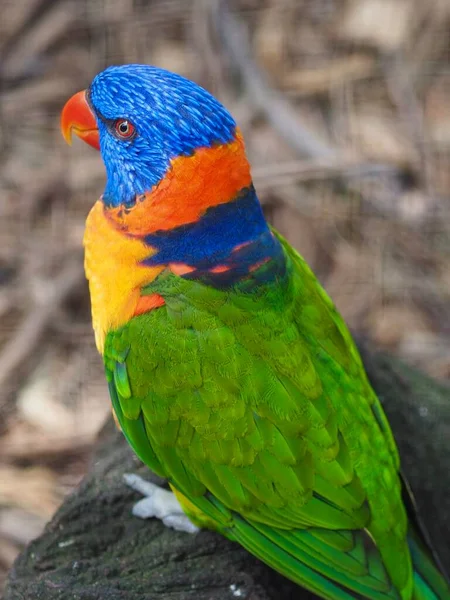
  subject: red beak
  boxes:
[60,90,100,150]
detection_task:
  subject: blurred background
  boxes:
[0,0,449,592]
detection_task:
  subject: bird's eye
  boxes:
[114,119,135,140]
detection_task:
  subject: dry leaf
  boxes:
[338,0,415,51]
[1,1,76,80]
[0,466,61,519]
[271,205,320,268]
[368,304,429,348]
[17,358,75,434]
[398,331,450,373]
[283,55,376,95]
[151,41,193,77]
[0,420,93,462]
[349,112,415,164]
[0,507,47,546]
[254,6,286,75]
[0,537,20,569]
[247,124,297,166]
[426,75,450,148]
[325,243,378,329]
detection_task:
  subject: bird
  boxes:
[61,64,449,600]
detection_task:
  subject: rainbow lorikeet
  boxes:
[61,65,449,600]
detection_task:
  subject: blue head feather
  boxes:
[88,64,237,207]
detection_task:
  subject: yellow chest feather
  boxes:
[84,201,164,353]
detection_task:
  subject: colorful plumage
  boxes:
[61,64,449,600]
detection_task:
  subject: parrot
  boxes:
[60,64,449,600]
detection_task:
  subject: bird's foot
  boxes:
[123,473,199,534]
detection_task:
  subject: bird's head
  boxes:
[61,64,246,211]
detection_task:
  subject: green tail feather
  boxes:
[408,530,450,600]
[229,514,450,600]
[230,516,401,600]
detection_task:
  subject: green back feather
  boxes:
[104,232,448,600]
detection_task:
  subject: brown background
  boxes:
[1,0,449,593]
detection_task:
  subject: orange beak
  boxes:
[60,90,100,150]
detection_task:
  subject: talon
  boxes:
[123,473,159,497]
[123,473,199,534]
[163,514,200,534]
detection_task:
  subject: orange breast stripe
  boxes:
[133,293,166,317]
[169,263,196,276]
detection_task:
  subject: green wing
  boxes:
[104,232,412,600]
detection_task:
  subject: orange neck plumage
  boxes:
[84,130,252,353]
[104,129,251,235]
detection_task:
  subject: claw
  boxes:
[123,473,200,534]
